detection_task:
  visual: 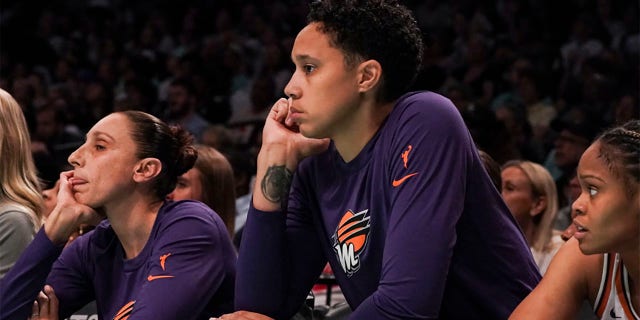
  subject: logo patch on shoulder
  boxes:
[332,209,370,277]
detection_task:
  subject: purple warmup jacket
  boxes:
[236,91,541,319]
[0,200,236,320]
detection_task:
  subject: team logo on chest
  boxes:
[332,209,371,277]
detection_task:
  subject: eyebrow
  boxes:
[87,131,115,142]
[579,174,605,184]
[292,54,317,63]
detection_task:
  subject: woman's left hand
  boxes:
[29,285,59,320]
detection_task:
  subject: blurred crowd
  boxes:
[1,0,638,203]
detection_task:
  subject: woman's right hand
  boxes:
[43,171,102,245]
[262,97,330,165]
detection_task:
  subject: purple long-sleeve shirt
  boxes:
[0,200,236,320]
[236,91,541,319]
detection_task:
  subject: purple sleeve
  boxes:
[123,210,235,319]
[235,203,326,319]
[0,228,63,320]
[351,97,471,317]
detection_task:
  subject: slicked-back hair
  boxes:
[120,111,198,200]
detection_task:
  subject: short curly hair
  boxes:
[308,0,423,103]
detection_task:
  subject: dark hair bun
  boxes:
[170,125,198,176]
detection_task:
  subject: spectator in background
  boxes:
[501,160,563,274]
[223,149,256,248]
[32,103,84,173]
[167,144,237,239]
[544,108,600,208]
[165,78,210,142]
[0,89,44,279]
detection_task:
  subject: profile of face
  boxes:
[67,113,142,208]
[42,179,60,218]
[571,142,640,254]
[284,22,362,139]
[166,168,203,202]
[501,166,543,229]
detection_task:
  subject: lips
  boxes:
[572,221,589,240]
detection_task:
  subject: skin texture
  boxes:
[67,113,142,209]
[571,143,639,255]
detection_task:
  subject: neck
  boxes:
[105,194,163,259]
[620,246,640,309]
[333,100,394,162]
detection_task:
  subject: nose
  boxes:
[571,193,586,216]
[284,74,300,99]
[166,192,175,201]
[68,145,83,167]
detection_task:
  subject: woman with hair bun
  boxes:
[0,111,236,320]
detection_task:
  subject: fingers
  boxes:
[270,98,290,123]
[31,300,39,319]
[37,290,50,317]
[44,285,58,317]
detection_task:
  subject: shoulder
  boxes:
[511,238,603,319]
[0,207,35,233]
[390,91,467,136]
[157,200,223,233]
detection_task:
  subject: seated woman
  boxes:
[510,120,639,319]
[0,111,236,320]
[167,144,237,238]
[501,160,563,274]
[0,88,44,279]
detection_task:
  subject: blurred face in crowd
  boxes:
[554,129,590,169]
[168,84,193,118]
[166,168,203,202]
[501,166,540,229]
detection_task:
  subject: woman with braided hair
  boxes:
[511,120,640,320]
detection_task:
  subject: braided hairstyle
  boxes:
[121,111,197,200]
[596,120,640,198]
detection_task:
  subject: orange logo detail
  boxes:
[147,274,175,282]
[392,172,419,187]
[113,300,135,320]
[401,145,413,168]
[332,209,370,276]
[394,145,418,187]
[160,253,171,271]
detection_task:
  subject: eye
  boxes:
[588,186,598,197]
[302,64,316,74]
[95,144,106,151]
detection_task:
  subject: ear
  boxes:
[530,195,547,217]
[133,158,162,183]
[357,59,382,94]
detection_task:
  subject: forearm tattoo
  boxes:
[261,165,293,209]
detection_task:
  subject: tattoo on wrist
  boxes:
[261,165,293,209]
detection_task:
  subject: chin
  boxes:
[578,242,604,255]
